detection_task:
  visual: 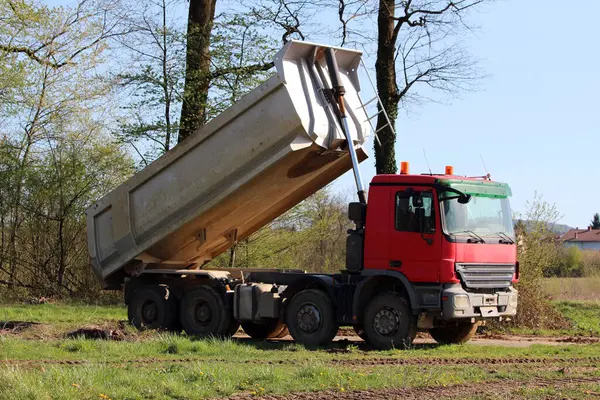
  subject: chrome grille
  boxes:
[455,263,515,289]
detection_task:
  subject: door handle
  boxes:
[390,260,402,268]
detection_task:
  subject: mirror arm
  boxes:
[416,208,433,245]
[420,230,433,245]
[434,185,471,204]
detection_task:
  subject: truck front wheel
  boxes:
[241,320,288,339]
[363,292,417,350]
[286,289,338,347]
[180,286,233,338]
[128,285,177,330]
[429,322,478,344]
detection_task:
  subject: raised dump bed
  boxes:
[86,41,371,288]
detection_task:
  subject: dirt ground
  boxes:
[235,331,600,348]
[223,376,600,400]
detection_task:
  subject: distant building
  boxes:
[559,227,600,250]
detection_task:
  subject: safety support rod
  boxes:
[324,48,367,204]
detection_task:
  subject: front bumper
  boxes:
[441,284,517,319]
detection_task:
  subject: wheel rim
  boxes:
[194,300,212,327]
[141,300,159,325]
[373,307,400,336]
[296,304,321,333]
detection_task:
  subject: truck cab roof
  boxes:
[370,174,512,198]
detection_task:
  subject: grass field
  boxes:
[1,302,600,399]
[495,278,600,337]
[544,277,600,301]
[1,330,600,399]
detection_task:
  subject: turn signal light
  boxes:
[400,161,409,175]
[445,165,454,175]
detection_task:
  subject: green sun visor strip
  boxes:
[436,178,512,199]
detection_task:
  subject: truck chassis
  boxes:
[124,266,516,350]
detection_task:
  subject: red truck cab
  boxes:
[361,171,518,324]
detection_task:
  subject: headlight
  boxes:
[453,295,470,308]
[509,294,518,307]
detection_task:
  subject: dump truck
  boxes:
[86,40,518,349]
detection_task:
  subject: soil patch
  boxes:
[0,320,39,333]
[64,321,129,341]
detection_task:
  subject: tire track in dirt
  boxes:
[2,356,599,368]
[330,356,600,367]
[222,376,600,400]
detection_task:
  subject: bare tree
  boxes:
[336,0,374,47]
[113,0,186,166]
[374,0,486,174]
[0,0,126,69]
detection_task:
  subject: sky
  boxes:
[42,0,599,228]
[333,0,600,228]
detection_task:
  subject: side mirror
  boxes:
[458,194,472,204]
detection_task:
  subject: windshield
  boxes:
[442,194,515,239]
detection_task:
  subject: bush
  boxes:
[510,194,570,330]
[582,251,600,277]
[545,247,600,278]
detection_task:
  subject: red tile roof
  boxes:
[560,228,600,242]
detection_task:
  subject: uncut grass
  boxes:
[0,303,125,327]
[1,357,599,400]
[544,277,600,301]
[499,300,600,337]
[2,334,600,363]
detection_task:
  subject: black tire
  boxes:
[241,320,287,339]
[286,289,338,347]
[363,292,417,350]
[179,286,231,338]
[127,285,177,330]
[429,322,478,344]
[353,324,367,341]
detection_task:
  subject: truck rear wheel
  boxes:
[429,322,478,344]
[363,292,416,350]
[286,289,338,347]
[179,286,232,338]
[241,320,288,339]
[128,285,177,330]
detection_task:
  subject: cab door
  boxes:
[387,187,442,282]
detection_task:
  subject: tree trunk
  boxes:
[161,0,172,152]
[178,0,217,142]
[228,245,236,268]
[374,0,400,174]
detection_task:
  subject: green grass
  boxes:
[500,300,600,337]
[0,362,511,400]
[544,277,600,301]
[554,301,600,336]
[0,339,599,400]
[2,302,600,398]
[4,333,600,363]
[0,303,125,326]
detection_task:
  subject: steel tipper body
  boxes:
[86,40,370,289]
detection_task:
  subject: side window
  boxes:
[395,191,435,232]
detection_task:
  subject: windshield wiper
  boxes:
[453,230,485,243]
[495,232,514,244]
